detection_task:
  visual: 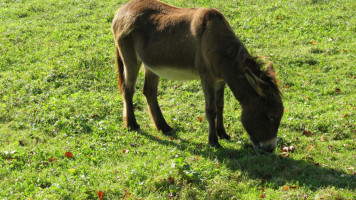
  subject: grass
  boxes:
[0,0,355,199]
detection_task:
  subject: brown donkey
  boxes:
[112,0,284,152]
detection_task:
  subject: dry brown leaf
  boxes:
[65,152,73,158]
[168,177,175,185]
[97,191,104,200]
[282,147,289,152]
[121,149,129,154]
[48,157,57,163]
[197,116,203,122]
[303,130,313,137]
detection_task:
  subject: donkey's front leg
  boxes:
[143,68,173,134]
[201,78,220,147]
[215,82,231,140]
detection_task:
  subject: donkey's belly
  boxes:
[145,65,200,80]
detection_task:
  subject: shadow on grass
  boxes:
[137,129,355,191]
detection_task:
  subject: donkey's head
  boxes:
[240,59,284,153]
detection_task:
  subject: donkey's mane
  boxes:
[229,42,281,98]
[247,56,281,98]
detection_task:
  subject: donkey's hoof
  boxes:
[217,130,231,141]
[209,141,222,148]
[161,126,174,135]
[128,124,140,131]
[220,134,231,141]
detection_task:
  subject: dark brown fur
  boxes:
[112,0,283,152]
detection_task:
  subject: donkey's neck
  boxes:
[220,65,258,107]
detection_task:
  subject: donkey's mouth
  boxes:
[252,137,278,154]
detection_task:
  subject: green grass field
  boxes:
[0,0,355,199]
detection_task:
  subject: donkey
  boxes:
[112,0,284,152]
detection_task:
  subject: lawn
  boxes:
[0,0,355,199]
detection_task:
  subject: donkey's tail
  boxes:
[116,47,124,94]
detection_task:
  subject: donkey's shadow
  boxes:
[136,129,355,191]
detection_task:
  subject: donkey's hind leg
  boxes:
[118,42,141,131]
[143,67,173,134]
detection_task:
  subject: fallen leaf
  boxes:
[65,152,73,158]
[313,162,320,167]
[335,88,341,93]
[197,116,203,122]
[303,130,312,136]
[307,145,313,150]
[321,137,326,141]
[97,191,104,200]
[168,177,175,185]
[276,15,280,20]
[280,152,289,158]
[303,130,313,136]
[260,187,264,191]
[282,147,289,152]
[260,193,266,199]
[344,113,349,118]
[289,146,296,152]
[289,185,297,189]
[121,149,129,154]
[285,84,290,89]
[169,136,174,141]
[282,186,289,191]
[342,49,347,53]
[48,157,57,163]
[68,168,77,174]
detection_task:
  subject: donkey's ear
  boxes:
[244,68,267,97]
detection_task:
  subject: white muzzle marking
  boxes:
[260,137,277,150]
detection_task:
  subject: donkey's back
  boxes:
[112,0,233,80]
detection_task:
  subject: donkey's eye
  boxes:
[267,115,275,122]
